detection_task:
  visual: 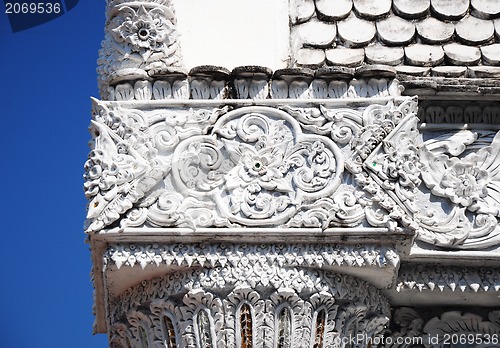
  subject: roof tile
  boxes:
[431,0,469,20]
[494,19,500,39]
[431,66,468,77]
[296,48,326,68]
[393,0,430,19]
[326,48,365,67]
[293,19,337,48]
[290,0,500,70]
[396,66,431,76]
[377,16,415,46]
[405,44,445,66]
[315,0,352,21]
[365,45,404,65]
[352,0,391,20]
[456,15,495,45]
[471,0,500,19]
[289,0,315,24]
[468,66,500,77]
[355,64,397,78]
[443,43,481,65]
[337,13,376,47]
[480,44,500,65]
[416,17,454,44]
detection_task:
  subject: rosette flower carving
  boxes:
[228,141,293,193]
[439,160,489,208]
[171,107,344,225]
[111,5,176,62]
[421,131,500,217]
[98,2,182,98]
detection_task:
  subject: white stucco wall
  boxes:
[173,0,290,70]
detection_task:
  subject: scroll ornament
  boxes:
[418,130,500,248]
[171,107,344,226]
[84,97,500,250]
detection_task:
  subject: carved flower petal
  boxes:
[441,173,460,188]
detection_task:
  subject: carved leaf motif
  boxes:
[84,102,168,233]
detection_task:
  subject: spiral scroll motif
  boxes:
[171,107,344,226]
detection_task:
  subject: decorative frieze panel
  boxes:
[172,107,343,225]
[84,95,500,251]
[109,269,391,348]
[396,263,500,294]
[418,102,500,124]
[106,243,399,271]
[84,97,419,233]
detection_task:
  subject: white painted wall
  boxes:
[173,0,290,70]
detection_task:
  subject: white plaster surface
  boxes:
[173,0,290,70]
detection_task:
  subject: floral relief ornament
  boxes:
[439,158,488,208]
[83,100,232,233]
[171,107,344,226]
[420,130,500,217]
[417,130,500,248]
[110,4,177,63]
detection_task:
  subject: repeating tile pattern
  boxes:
[291,0,500,73]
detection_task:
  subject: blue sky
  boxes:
[0,3,110,347]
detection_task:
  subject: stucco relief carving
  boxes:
[417,130,500,248]
[385,307,500,347]
[109,269,390,348]
[84,95,500,250]
[85,98,419,232]
[106,243,399,271]
[347,99,422,233]
[396,263,500,294]
[98,0,183,99]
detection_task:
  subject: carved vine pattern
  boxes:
[171,107,344,226]
[85,95,500,249]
